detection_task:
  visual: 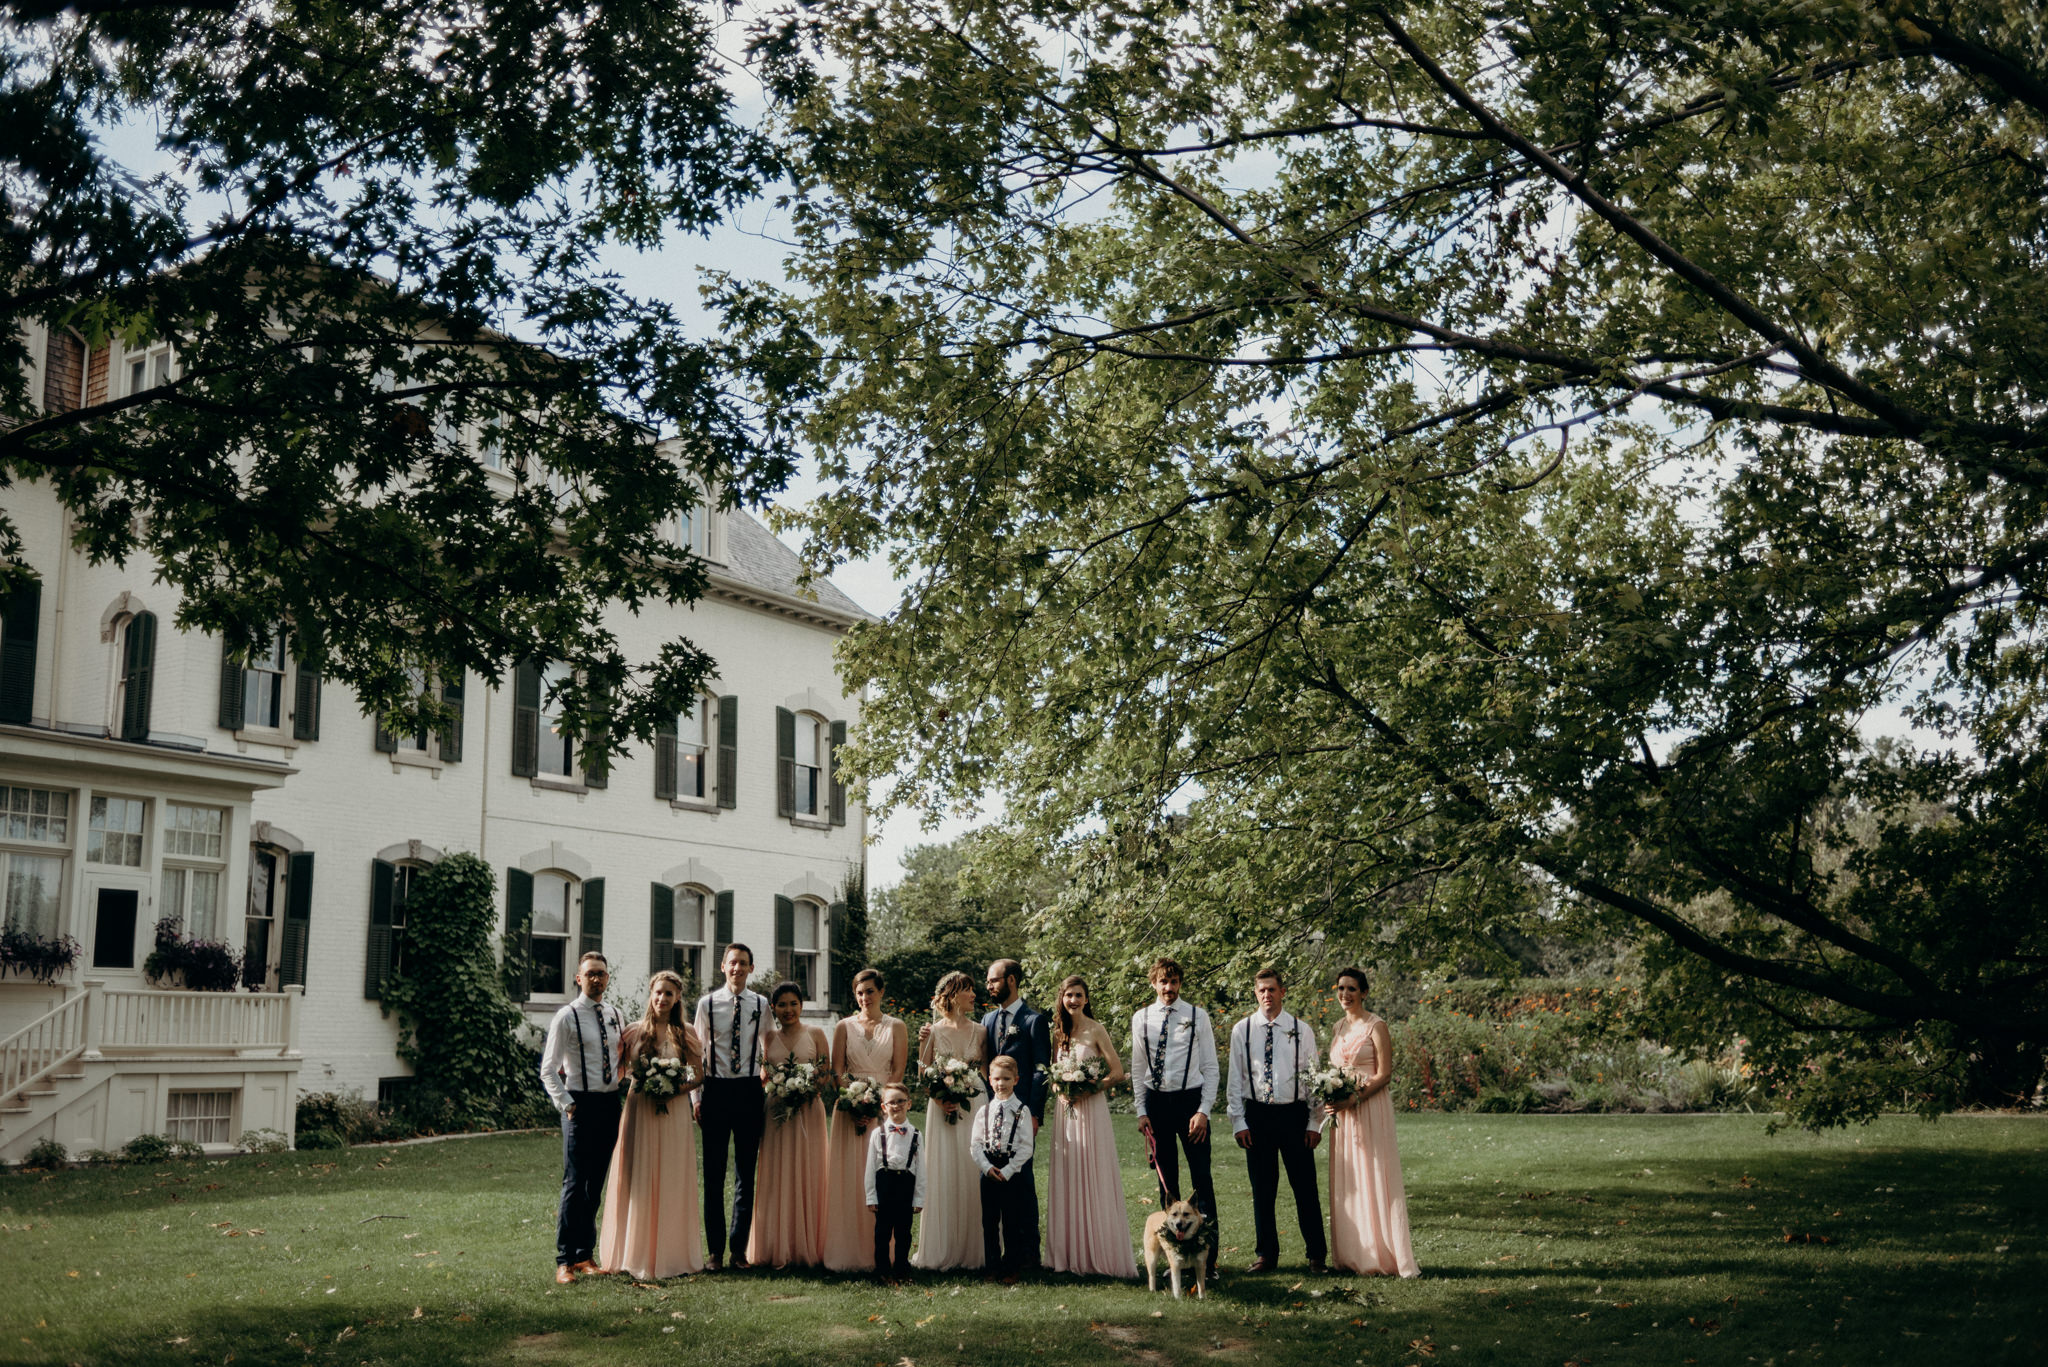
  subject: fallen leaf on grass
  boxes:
[1687,1318,1721,1335]
[334,1328,355,1343]
[913,1315,937,1328]
[65,1271,78,1278]
[411,1308,423,1320]
[453,1314,472,1323]
[166,1337,190,1345]
[1407,1338,1436,1356]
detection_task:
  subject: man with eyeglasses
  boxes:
[539,952,623,1282]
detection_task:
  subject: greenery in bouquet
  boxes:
[920,1055,981,1124]
[1304,1062,1362,1110]
[631,1054,694,1116]
[766,1057,823,1122]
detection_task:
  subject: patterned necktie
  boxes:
[1150,1006,1169,1090]
[999,1006,1010,1044]
[729,992,742,1075]
[596,1004,613,1087]
[1263,1018,1275,1102]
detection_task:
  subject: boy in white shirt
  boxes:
[974,1054,1038,1275]
[864,1082,925,1279]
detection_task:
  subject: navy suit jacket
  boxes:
[982,998,1054,1120]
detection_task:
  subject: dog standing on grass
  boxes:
[1142,1198,1209,1300]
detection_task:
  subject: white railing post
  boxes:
[282,984,304,1057]
[80,979,104,1061]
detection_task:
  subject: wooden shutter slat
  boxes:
[280,851,315,987]
[775,706,795,817]
[649,883,675,977]
[579,877,605,958]
[120,612,156,741]
[292,661,321,741]
[438,673,464,762]
[504,868,534,1001]
[775,895,795,981]
[654,714,677,801]
[216,636,245,731]
[716,695,738,809]
[829,718,848,826]
[511,659,540,776]
[0,580,39,726]
[364,859,397,999]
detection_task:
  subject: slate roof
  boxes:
[717,506,875,623]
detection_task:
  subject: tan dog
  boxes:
[1141,1199,1208,1300]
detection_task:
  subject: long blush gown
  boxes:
[752,1024,829,1268]
[823,1015,903,1271]
[596,1023,706,1278]
[910,1018,987,1270]
[1327,1015,1420,1277]
[1044,1038,1137,1277]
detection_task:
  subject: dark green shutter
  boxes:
[775,706,795,817]
[581,687,609,789]
[775,894,795,981]
[511,660,540,777]
[579,877,605,960]
[504,867,534,1001]
[280,851,315,987]
[653,714,677,800]
[365,859,397,999]
[119,612,156,741]
[438,673,464,762]
[373,716,398,753]
[292,663,321,741]
[0,580,39,726]
[217,637,245,731]
[827,899,847,1011]
[716,695,738,809]
[714,888,734,967]
[829,719,848,826]
[649,883,675,976]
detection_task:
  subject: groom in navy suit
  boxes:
[982,958,1052,1265]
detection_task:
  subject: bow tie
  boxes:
[890,1124,906,1133]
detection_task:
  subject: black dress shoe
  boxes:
[1245,1256,1275,1273]
[1307,1258,1329,1275]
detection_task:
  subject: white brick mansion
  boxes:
[0,319,870,1162]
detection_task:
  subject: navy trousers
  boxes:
[699,1076,766,1260]
[1243,1098,1327,1264]
[556,1089,622,1266]
[873,1169,916,1274]
[1143,1086,1217,1254]
[979,1157,1036,1272]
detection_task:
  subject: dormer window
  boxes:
[126,342,175,396]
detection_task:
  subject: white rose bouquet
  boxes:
[835,1077,884,1134]
[1046,1050,1110,1103]
[919,1055,982,1125]
[630,1054,694,1116]
[765,1056,823,1122]
[1304,1062,1362,1109]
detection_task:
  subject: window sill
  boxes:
[788,815,833,832]
[669,796,720,814]
[388,749,444,778]
[231,728,296,756]
[529,774,588,796]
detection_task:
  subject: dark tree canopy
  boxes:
[745,0,2048,1122]
[1,0,806,741]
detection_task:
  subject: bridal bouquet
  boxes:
[1046,1051,1110,1102]
[1304,1062,1362,1109]
[835,1078,884,1134]
[920,1055,982,1125]
[765,1057,823,1122]
[630,1054,694,1116]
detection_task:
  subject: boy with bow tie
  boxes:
[973,1054,1038,1276]
[864,1082,926,1279]
[1227,966,1329,1274]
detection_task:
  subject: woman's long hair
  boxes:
[1053,974,1094,1054]
[931,969,975,1016]
[633,969,688,1066]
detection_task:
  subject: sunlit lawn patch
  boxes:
[2,1114,2040,1365]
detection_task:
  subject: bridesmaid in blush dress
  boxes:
[823,967,908,1272]
[597,970,706,1278]
[1044,974,1138,1278]
[1323,965,1419,1278]
[910,970,988,1270]
[752,980,832,1269]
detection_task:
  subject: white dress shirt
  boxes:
[864,1121,927,1207]
[1128,999,1219,1116]
[1227,1010,1329,1133]
[539,994,623,1113]
[692,985,769,1080]
[973,1094,1036,1179]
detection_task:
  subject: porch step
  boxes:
[51,1072,84,1082]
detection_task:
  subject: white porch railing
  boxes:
[0,991,87,1102]
[96,985,299,1056]
[1,981,300,1103]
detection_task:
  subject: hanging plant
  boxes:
[0,928,82,984]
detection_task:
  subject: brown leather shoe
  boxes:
[554,1265,577,1285]
[705,1255,722,1272]
[730,1254,751,1271]
[1308,1258,1329,1275]
[1245,1256,1274,1273]
[570,1260,603,1275]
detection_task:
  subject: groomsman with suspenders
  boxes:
[1227,966,1329,1273]
[539,952,624,1283]
[693,943,769,1270]
[1131,955,1221,1275]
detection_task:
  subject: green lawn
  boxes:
[2,1114,2041,1366]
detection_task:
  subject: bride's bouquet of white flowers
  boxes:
[1304,1062,1362,1109]
[835,1077,884,1134]
[765,1056,823,1122]
[920,1055,982,1125]
[1046,1051,1110,1102]
[631,1054,694,1116]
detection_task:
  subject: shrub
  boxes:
[295,1128,345,1150]
[119,1133,201,1163]
[0,927,81,985]
[237,1128,289,1154]
[295,1090,388,1143]
[21,1138,69,1169]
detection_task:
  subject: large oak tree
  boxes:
[747,0,2048,1121]
[2,0,802,740]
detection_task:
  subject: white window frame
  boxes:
[536,662,576,778]
[782,896,823,1002]
[242,629,289,731]
[163,803,228,940]
[86,794,147,868]
[675,694,716,804]
[166,1089,236,1146]
[673,884,709,992]
[244,845,283,990]
[0,787,73,940]
[792,712,826,819]
[123,340,176,398]
[528,869,580,1000]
